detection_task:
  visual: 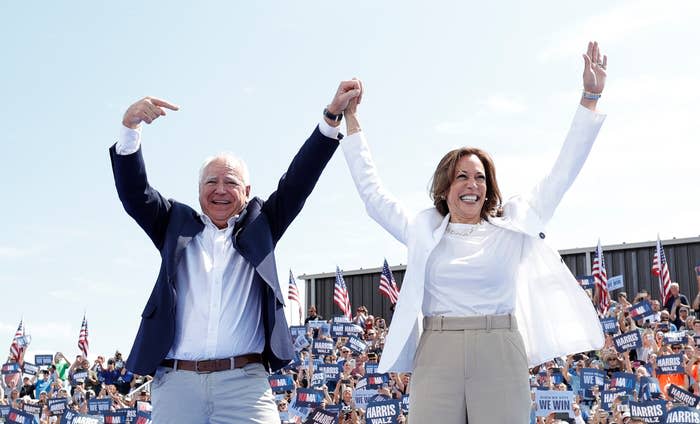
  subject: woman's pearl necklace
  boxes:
[445,220,482,237]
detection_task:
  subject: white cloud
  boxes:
[434,94,527,135]
[539,0,700,62]
[0,246,32,259]
[484,95,526,114]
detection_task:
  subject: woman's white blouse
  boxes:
[424,221,525,316]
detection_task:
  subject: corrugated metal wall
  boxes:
[302,237,700,323]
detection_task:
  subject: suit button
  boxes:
[539,232,545,239]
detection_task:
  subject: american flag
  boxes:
[593,240,610,315]
[334,266,352,319]
[652,236,672,305]
[8,319,24,362]
[288,269,302,322]
[378,259,400,304]
[78,314,89,357]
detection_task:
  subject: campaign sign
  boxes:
[550,368,564,385]
[357,374,389,390]
[667,384,700,407]
[611,372,637,394]
[88,398,112,415]
[303,409,338,424]
[600,317,619,334]
[331,322,364,338]
[665,406,700,423]
[629,300,655,319]
[601,389,627,411]
[576,275,595,290]
[628,400,666,423]
[312,340,334,356]
[290,326,307,340]
[268,374,295,393]
[613,330,642,352]
[115,408,137,424]
[295,335,311,351]
[365,362,379,374]
[49,398,68,416]
[318,323,331,338]
[35,354,54,366]
[664,332,688,346]
[345,337,368,354]
[134,411,151,424]
[135,401,151,413]
[295,388,324,408]
[365,399,401,424]
[354,388,379,409]
[640,377,663,401]
[401,395,409,413]
[317,364,341,381]
[581,368,606,389]
[310,372,326,389]
[72,370,89,384]
[1,362,21,375]
[21,402,41,416]
[103,412,128,424]
[656,354,685,374]
[607,275,624,291]
[0,405,10,418]
[6,408,35,424]
[307,320,326,330]
[332,316,352,324]
[22,362,38,376]
[535,390,574,418]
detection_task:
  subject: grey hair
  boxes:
[198,153,250,187]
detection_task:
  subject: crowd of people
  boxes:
[3,273,700,423]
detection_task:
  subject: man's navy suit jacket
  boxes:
[109,126,338,375]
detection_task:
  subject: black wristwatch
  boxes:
[323,107,343,122]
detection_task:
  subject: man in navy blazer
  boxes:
[109,80,362,423]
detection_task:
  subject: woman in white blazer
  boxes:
[337,42,608,422]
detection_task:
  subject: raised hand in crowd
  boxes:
[121,96,179,129]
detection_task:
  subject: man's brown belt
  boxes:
[160,353,263,373]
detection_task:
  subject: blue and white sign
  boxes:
[6,408,35,424]
[88,398,112,415]
[312,340,334,356]
[268,374,295,393]
[353,388,379,410]
[1,362,20,375]
[365,362,379,374]
[22,362,38,376]
[303,409,337,424]
[295,388,324,409]
[310,372,326,389]
[640,377,663,401]
[345,337,368,354]
[35,354,53,366]
[331,323,364,338]
[317,364,341,381]
[103,412,128,423]
[613,330,642,352]
[307,321,326,330]
[629,300,655,319]
[600,317,619,334]
[365,399,401,424]
[356,374,389,390]
[290,326,307,340]
[0,405,10,419]
[72,370,89,384]
[49,398,68,416]
[576,275,595,290]
[665,406,700,423]
[601,389,626,411]
[656,354,685,375]
[294,335,311,351]
[581,368,606,389]
[115,408,137,424]
[611,372,636,394]
[534,390,574,418]
[607,275,624,291]
[401,395,409,413]
[628,400,666,423]
[667,384,700,407]
[664,332,688,346]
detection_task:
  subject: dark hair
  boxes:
[429,147,503,219]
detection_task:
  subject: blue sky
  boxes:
[1,0,699,361]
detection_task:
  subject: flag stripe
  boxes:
[334,266,352,319]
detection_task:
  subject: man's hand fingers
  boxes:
[147,97,180,111]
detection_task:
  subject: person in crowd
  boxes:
[19,376,35,399]
[34,369,54,399]
[338,42,607,422]
[664,282,690,328]
[305,306,324,324]
[110,80,361,423]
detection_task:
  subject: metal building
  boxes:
[300,236,700,324]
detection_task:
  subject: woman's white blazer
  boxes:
[341,105,607,372]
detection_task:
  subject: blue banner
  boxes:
[356,373,389,390]
[611,372,637,394]
[88,398,112,415]
[600,317,619,334]
[72,370,89,384]
[667,384,700,407]
[534,390,574,418]
[601,389,627,411]
[629,300,655,319]
[103,412,128,424]
[345,337,368,354]
[629,400,666,423]
[656,354,685,374]
[607,275,624,291]
[576,275,595,290]
[303,409,338,424]
[401,395,409,413]
[49,398,68,416]
[318,323,331,338]
[114,408,137,424]
[0,405,10,419]
[664,332,688,346]
[21,402,41,416]
[268,374,295,393]
[665,406,700,423]
[581,368,606,389]
[22,362,38,376]
[365,362,379,374]
[307,321,326,329]
[365,399,401,424]
[640,377,663,401]
[34,354,54,366]
[613,330,642,352]
[294,335,311,351]
[331,323,364,338]
[310,372,326,389]
[295,388,325,409]
[1,362,21,375]
[317,364,341,381]
[312,340,334,356]
[290,325,307,339]
[6,408,35,424]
